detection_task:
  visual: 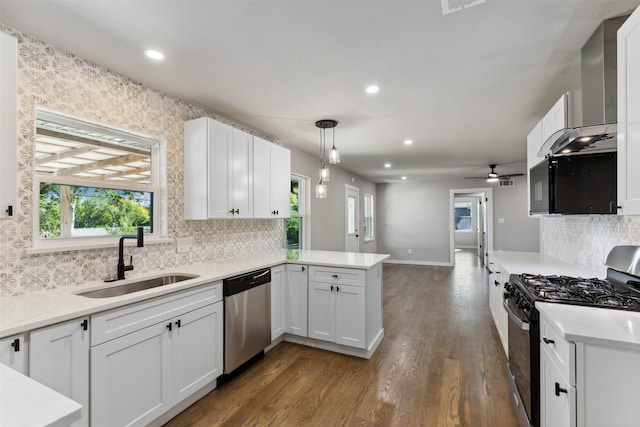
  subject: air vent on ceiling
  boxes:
[441,0,486,15]
[499,179,514,187]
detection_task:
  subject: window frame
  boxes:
[285,173,310,250]
[363,193,375,242]
[31,108,166,251]
[454,201,473,232]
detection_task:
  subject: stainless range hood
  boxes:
[540,15,628,157]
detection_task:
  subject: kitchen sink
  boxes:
[76,274,199,298]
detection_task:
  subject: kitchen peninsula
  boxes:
[0,249,389,427]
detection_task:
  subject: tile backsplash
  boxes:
[0,26,283,296]
[540,216,640,277]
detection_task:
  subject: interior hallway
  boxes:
[165,250,518,426]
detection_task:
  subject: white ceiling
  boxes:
[1,0,639,183]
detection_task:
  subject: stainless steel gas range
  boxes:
[503,246,640,427]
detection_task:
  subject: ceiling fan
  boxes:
[464,164,524,182]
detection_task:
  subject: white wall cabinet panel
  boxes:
[254,137,291,219]
[541,95,567,144]
[617,6,640,215]
[526,121,543,216]
[270,265,285,341]
[285,264,308,337]
[0,32,17,220]
[487,257,508,357]
[0,334,27,374]
[184,117,253,219]
[30,317,90,427]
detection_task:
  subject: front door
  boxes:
[345,185,359,252]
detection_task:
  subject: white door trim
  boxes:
[449,188,493,266]
[345,184,360,252]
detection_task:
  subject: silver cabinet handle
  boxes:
[503,300,530,331]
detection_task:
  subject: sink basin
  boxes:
[77,274,199,298]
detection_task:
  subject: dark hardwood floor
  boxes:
[165,250,518,426]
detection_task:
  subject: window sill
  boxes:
[24,236,174,255]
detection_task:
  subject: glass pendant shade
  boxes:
[320,165,330,182]
[329,146,340,164]
[315,182,327,198]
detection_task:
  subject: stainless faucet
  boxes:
[106,227,144,282]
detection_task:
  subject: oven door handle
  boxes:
[503,300,530,331]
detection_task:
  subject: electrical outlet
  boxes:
[408,248,412,254]
[176,237,192,253]
[498,218,505,224]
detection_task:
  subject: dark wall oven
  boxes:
[503,282,539,427]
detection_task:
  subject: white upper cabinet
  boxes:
[0,32,17,220]
[184,117,253,219]
[541,95,568,145]
[617,6,640,215]
[253,137,291,219]
[527,121,543,216]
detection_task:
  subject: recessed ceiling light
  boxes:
[401,176,407,180]
[404,139,413,145]
[384,163,391,168]
[144,49,165,61]
[365,85,379,94]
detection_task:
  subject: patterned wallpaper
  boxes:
[0,26,283,297]
[540,216,640,277]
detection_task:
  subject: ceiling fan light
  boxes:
[487,177,499,183]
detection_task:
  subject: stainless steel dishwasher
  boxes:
[223,268,271,374]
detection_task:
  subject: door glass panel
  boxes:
[347,196,356,234]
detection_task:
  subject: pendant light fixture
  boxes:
[315,119,338,198]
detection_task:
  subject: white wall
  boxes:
[377,175,539,263]
[289,148,377,253]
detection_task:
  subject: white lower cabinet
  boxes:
[285,264,308,337]
[90,283,223,427]
[29,317,90,427]
[270,265,286,341]
[0,333,27,374]
[487,256,508,356]
[540,344,576,427]
[308,266,367,349]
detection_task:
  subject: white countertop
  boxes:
[537,302,640,351]
[490,250,595,277]
[0,364,82,427]
[0,250,389,338]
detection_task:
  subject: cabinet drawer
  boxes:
[91,282,221,346]
[308,266,365,287]
[540,312,575,385]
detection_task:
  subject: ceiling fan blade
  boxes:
[464,176,486,180]
[497,173,524,178]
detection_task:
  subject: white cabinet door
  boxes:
[308,282,336,342]
[540,345,576,427]
[172,302,223,402]
[91,320,172,427]
[0,33,17,220]
[270,143,291,218]
[617,6,640,215]
[184,118,253,219]
[270,265,285,340]
[285,264,308,337]
[30,317,90,427]
[335,284,366,348]
[527,121,543,216]
[0,334,27,374]
[231,128,253,218]
[542,95,567,144]
[253,137,291,219]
